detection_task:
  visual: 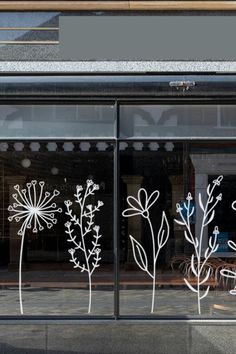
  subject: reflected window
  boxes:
[0,104,116,138]
[120,105,236,138]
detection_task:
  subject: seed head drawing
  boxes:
[8,180,62,314]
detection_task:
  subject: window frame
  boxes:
[1,82,236,320]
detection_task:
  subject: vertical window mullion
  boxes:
[114,100,120,319]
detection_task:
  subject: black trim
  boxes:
[1,75,236,98]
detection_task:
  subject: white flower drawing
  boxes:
[8,180,62,314]
[64,179,104,314]
[122,188,159,219]
[175,176,223,315]
[122,188,169,313]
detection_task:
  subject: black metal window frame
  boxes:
[1,75,236,321]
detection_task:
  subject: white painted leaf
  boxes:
[209,236,213,249]
[174,219,185,226]
[228,240,236,252]
[184,230,194,245]
[200,286,210,300]
[191,254,198,277]
[207,184,211,196]
[189,207,195,218]
[205,210,215,226]
[199,268,211,285]
[204,247,209,259]
[157,211,170,248]
[198,193,205,211]
[184,278,198,293]
[212,243,219,253]
[129,235,148,273]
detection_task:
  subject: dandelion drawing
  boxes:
[8,180,62,314]
[175,175,223,314]
[220,200,236,295]
[64,179,104,314]
[122,188,170,313]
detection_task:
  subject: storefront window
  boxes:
[0,139,114,316]
[2,101,236,318]
[120,141,236,316]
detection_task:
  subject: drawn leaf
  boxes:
[184,230,194,245]
[200,268,211,285]
[191,254,198,277]
[212,243,219,253]
[228,240,236,252]
[204,247,209,259]
[200,286,210,300]
[199,193,205,211]
[209,196,213,204]
[157,211,170,248]
[174,219,185,226]
[184,278,198,293]
[205,210,215,226]
[189,207,195,218]
[129,235,148,273]
[207,184,211,196]
[209,236,213,249]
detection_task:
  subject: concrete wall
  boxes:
[0,321,235,354]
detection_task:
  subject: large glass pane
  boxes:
[0,140,114,316]
[0,104,116,138]
[120,141,236,317]
[120,105,236,138]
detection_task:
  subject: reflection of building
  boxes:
[0,1,236,353]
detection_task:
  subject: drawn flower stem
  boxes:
[19,226,27,314]
[175,176,222,315]
[8,180,62,314]
[122,188,169,313]
[65,180,103,314]
[79,183,92,312]
[147,217,156,313]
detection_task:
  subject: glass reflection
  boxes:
[120,141,236,316]
[120,105,236,138]
[0,140,113,316]
[0,104,116,138]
